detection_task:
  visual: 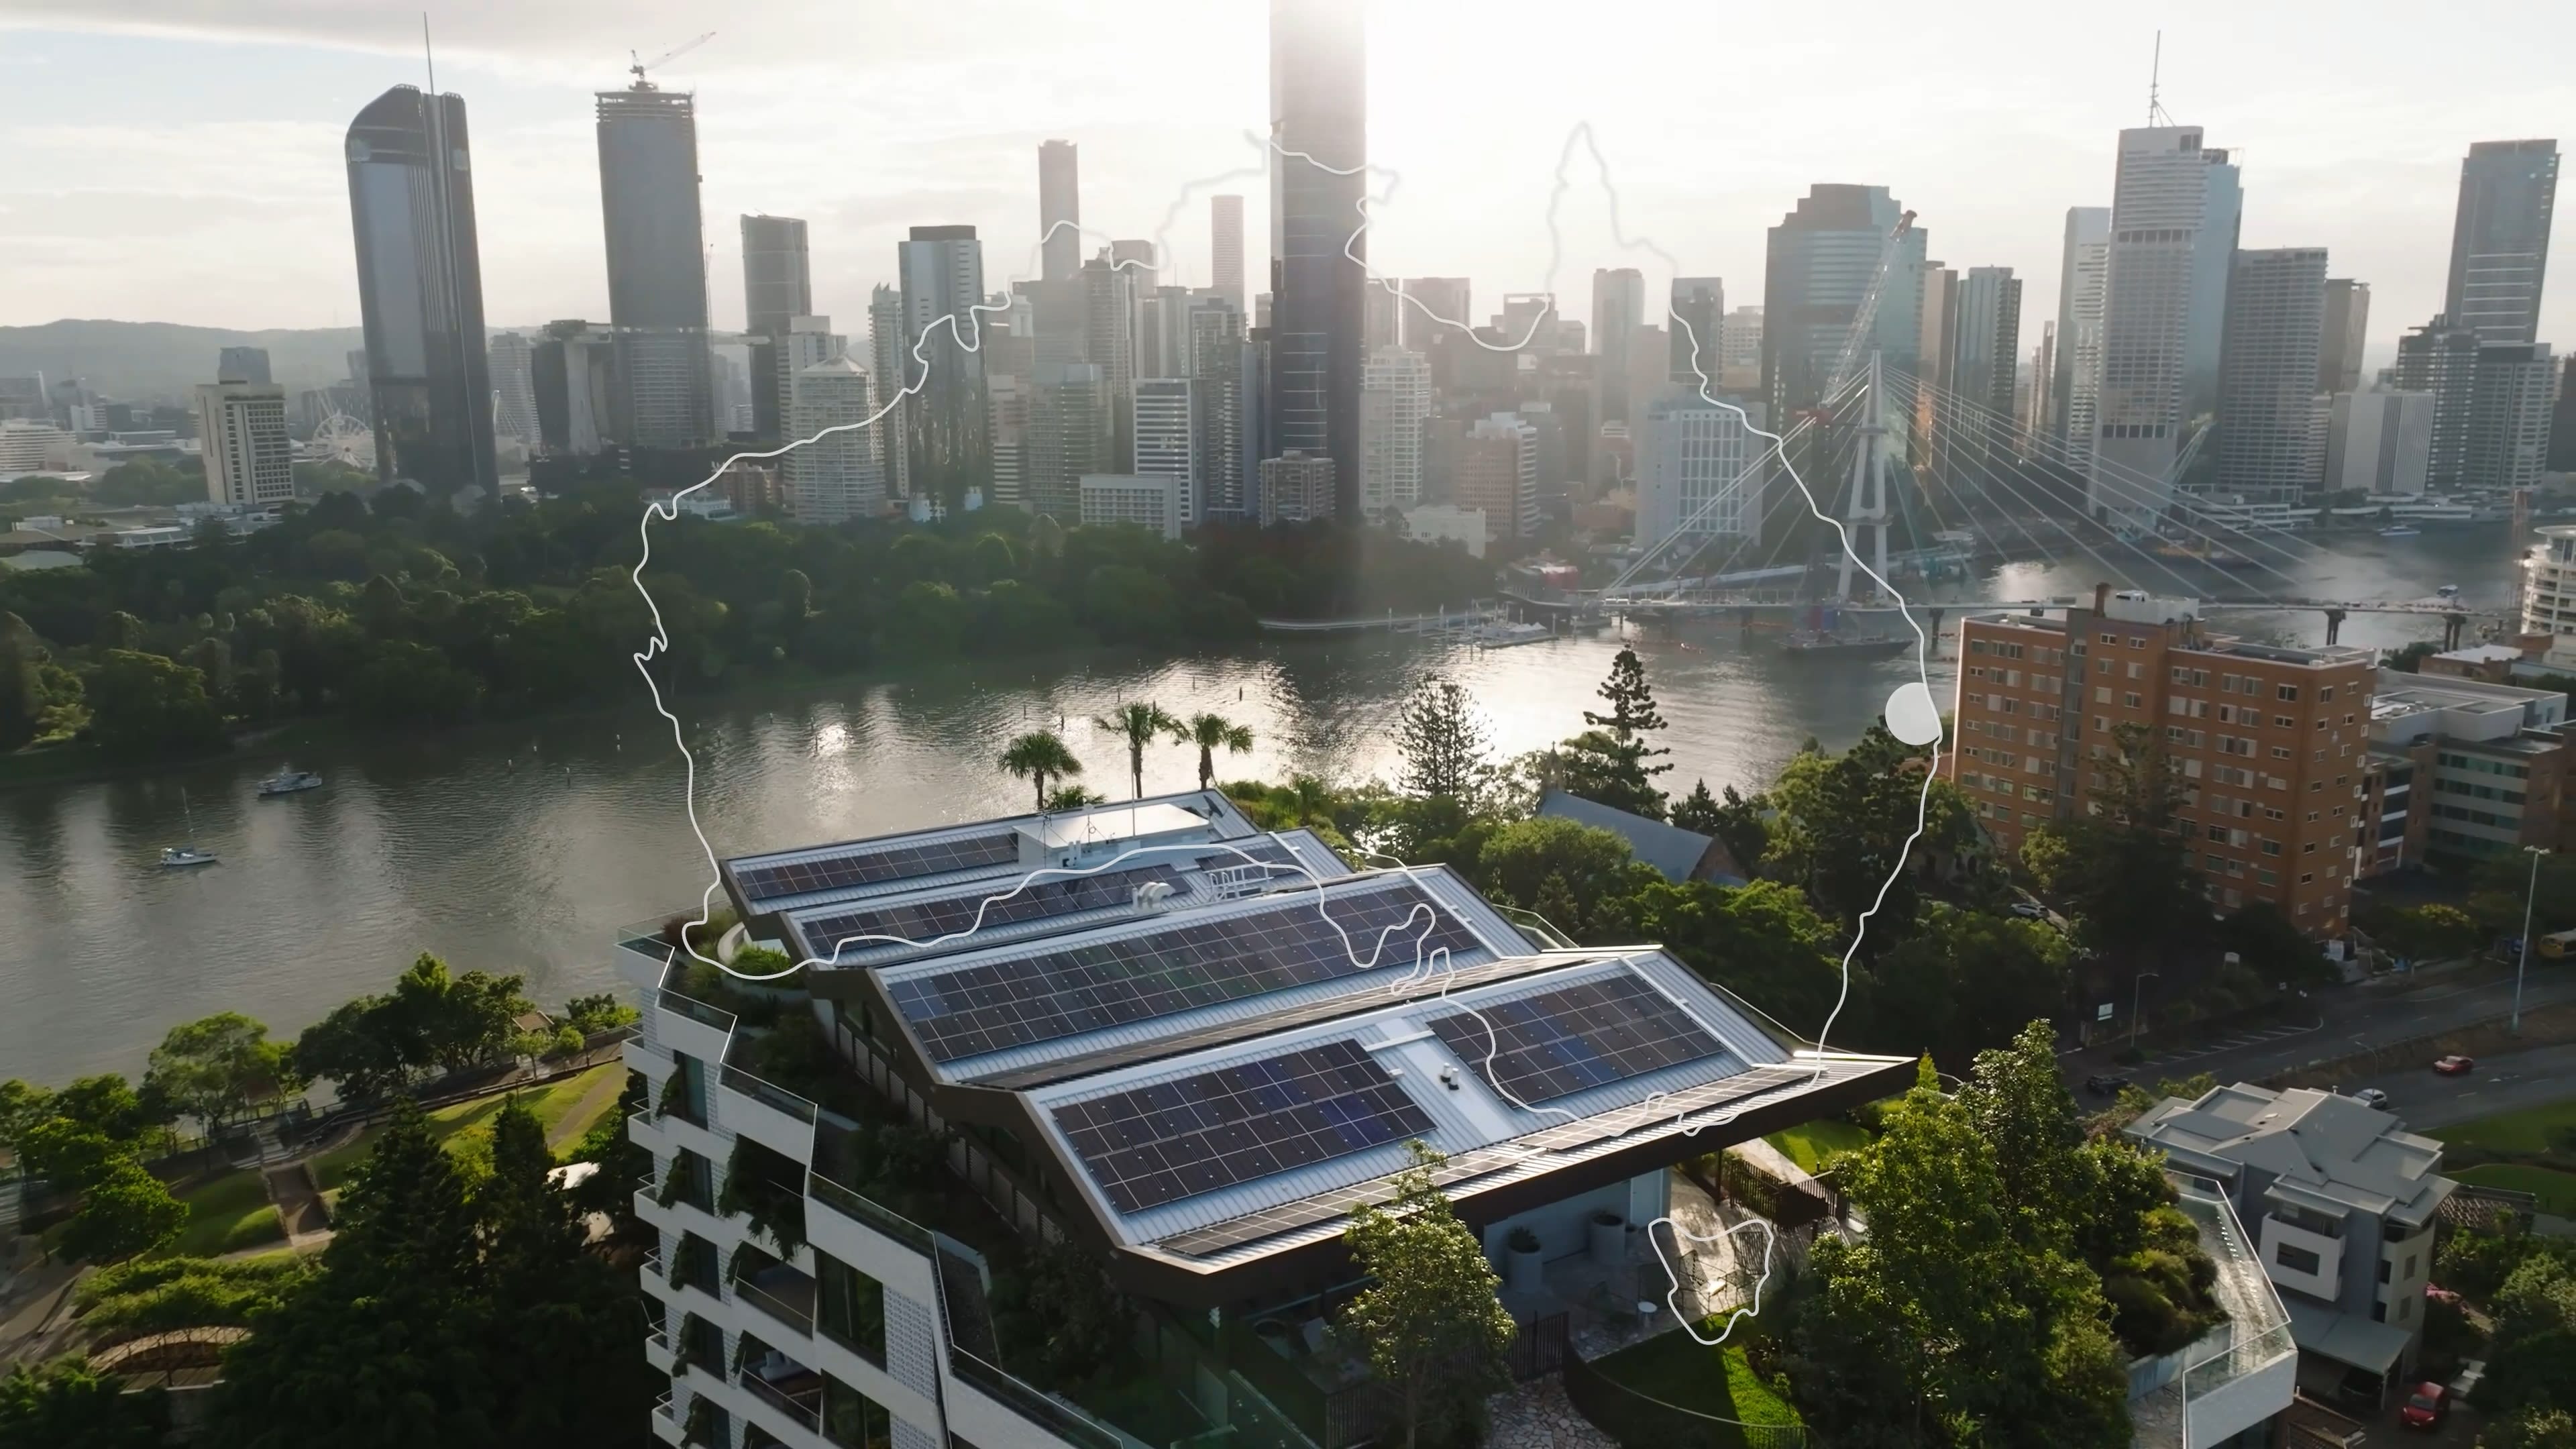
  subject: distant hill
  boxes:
[0,319,549,409]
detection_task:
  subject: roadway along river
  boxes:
[0,528,2528,1086]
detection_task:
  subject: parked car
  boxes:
[2400,1381,2449,1430]
[2353,1087,2391,1110]
[2009,901,2047,920]
[2084,1074,2132,1097]
[2434,1055,2476,1075]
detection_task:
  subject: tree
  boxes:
[291,996,415,1104]
[85,649,225,758]
[2485,1408,2576,1449]
[0,1355,168,1449]
[16,1119,122,1190]
[2487,1253,2576,1424]
[1577,647,1672,810]
[1668,779,1723,835]
[0,612,49,751]
[1472,816,1650,924]
[999,730,1083,811]
[1609,879,1847,1031]
[1181,712,1255,790]
[57,1160,186,1264]
[2022,723,2204,971]
[144,1014,292,1134]
[1044,784,1108,810]
[0,1079,50,1153]
[1342,1145,1517,1449]
[1866,906,2071,1063]
[389,955,533,1073]
[1092,700,1183,799]
[1766,724,1974,936]
[1528,728,1669,819]
[1395,675,1492,810]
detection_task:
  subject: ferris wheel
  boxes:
[307,413,374,468]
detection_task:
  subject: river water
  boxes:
[0,527,2530,1086]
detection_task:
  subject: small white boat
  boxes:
[1473,621,1554,648]
[258,766,324,796]
[160,845,218,868]
[2380,525,2422,537]
[2436,583,2462,598]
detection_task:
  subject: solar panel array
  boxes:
[794,863,1183,960]
[890,880,1485,1063]
[1052,1040,1433,1214]
[1428,973,1724,1107]
[731,833,1022,904]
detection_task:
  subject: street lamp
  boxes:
[2130,971,2162,1050]
[2514,847,2551,1034]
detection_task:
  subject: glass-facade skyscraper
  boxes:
[345,85,497,495]
[597,83,714,448]
[1267,0,1366,519]
[2445,140,2558,344]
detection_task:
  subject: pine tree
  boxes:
[1395,676,1492,806]
[1668,778,1723,835]
[1582,647,1670,741]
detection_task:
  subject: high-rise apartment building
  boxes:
[985,373,1028,508]
[346,85,497,494]
[488,332,539,442]
[869,286,912,501]
[1026,362,1110,521]
[1258,449,1335,524]
[1591,268,1646,423]
[1269,0,1367,518]
[2394,318,2480,489]
[1358,345,1430,517]
[1636,393,1762,553]
[1039,140,1081,284]
[2464,342,2557,491]
[1401,278,1470,352]
[1364,282,1401,353]
[531,319,616,457]
[2324,392,2433,496]
[742,214,812,443]
[1668,278,1723,387]
[1763,184,1927,420]
[774,315,848,439]
[2023,323,2056,463]
[1718,307,1764,390]
[2555,357,2576,472]
[2319,279,2369,395]
[596,80,714,448]
[1131,378,1200,526]
[1946,587,2376,935]
[2090,128,2241,529]
[1948,266,2023,473]
[1210,194,1245,310]
[2444,140,2558,343]
[1186,295,1252,519]
[1081,252,1136,471]
[1079,473,1184,539]
[216,346,272,386]
[898,227,991,508]
[1454,412,1540,543]
[2051,206,2111,470]
[2210,248,2328,507]
[195,380,294,506]
[784,356,882,525]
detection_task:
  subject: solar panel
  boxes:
[1052,1040,1434,1214]
[1428,973,1724,1107]
[794,863,1184,960]
[732,833,1022,904]
[889,879,1484,1064]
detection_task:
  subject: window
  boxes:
[2274,715,2296,729]
[2379,1259,2392,1283]
[2406,1254,2418,1279]
[822,1375,894,1449]
[2124,692,2143,709]
[2276,1243,2322,1275]
[2319,686,2334,701]
[816,1251,888,1365]
[2277,684,2301,701]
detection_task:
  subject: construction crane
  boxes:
[1823,209,1916,398]
[629,32,715,89]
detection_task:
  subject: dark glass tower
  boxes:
[1268,0,1366,519]
[596,83,714,447]
[2445,140,2559,343]
[742,213,811,443]
[345,85,496,495]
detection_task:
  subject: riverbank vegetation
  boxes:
[0,480,1492,767]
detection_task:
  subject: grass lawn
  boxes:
[1589,1328,1803,1432]
[313,1062,624,1196]
[1763,1118,1870,1174]
[2442,1099,2576,1160]
[2453,1164,2576,1217]
[163,1170,285,1258]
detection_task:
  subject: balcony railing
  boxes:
[733,1271,816,1338]
[739,1370,822,1431]
[805,1171,932,1252]
[658,989,739,1034]
[945,1345,1123,1449]
[722,1065,820,1125]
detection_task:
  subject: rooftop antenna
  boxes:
[2146,31,2174,126]
[421,12,435,95]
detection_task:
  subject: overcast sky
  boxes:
[4,0,2571,372]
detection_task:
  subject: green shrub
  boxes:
[74,1254,316,1340]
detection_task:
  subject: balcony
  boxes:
[650,1391,683,1445]
[719,1064,820,1164]
[735,1260,818,1341]
[739,1361,824,1434]
[2130,1182,2298,1449]
[806,1171,933,1254]
[654,988,739,1066]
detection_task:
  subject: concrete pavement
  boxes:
[2373,1042,2576,1132]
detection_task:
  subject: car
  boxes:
[2353,1087,2391,1110]
[2400,1381,2449,1429]
[2009,901,2047,920]
[2434,1055,2476,1075]
[2084,1074,2132,1097]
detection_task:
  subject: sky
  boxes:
[4,0,2573,376]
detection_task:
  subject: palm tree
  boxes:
[1182,712,1256,791]
[999,731,1083,811]
[1093,702,1183,800]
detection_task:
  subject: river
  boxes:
[0,526,2532,1086]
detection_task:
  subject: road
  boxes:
[2062,963,2576,1100]
[2375,1043,2576,1132]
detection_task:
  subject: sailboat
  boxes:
[160,788,217,868]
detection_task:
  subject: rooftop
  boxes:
[2126,1083,2454,1230]
[1537,789,1741,883]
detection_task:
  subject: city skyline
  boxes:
[6,4,2572,380]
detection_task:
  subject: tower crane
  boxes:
[629,32,715,89]
[1819,207,1913,606]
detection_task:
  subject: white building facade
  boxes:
[1635,394,1761,556]
[1358,346,1430,518]
[194,381,295,505]
[1130,378,1199,526]
[784,358,883,525]
[2090,129,2242,530]
[2323,392,2434,496]
[1077,472,1183,539]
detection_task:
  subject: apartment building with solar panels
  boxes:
[617,790,1911,1449]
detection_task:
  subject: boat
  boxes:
[1779,629,1911,657]
[2436,583,2462,598]
[258,765,324,796]
[1472,621,1554,648]
[2380,526,2422,537]
[160,788,216,868]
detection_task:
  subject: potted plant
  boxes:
[1505,1225,1544,1294]
[1589,1208,1625,1266]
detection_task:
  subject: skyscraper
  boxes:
[1668,278,1723,387]
[1027,361,1109,519]
[741,214,811,335]
[1269,0,1367,519]
[2395,317,2481,488]
[1590,268,1645,423]
[2088,126,2241,529]
[531,319,615,458]
[869,285,912,500]
[2465,342,2557,490]
[1718,307,1763,390]
[345,85,497,494]
[1083,252,1136,470]
[216,346,272,386]
[1762,184,1927,421]
[1636,392,1762,551]
[1401,278,1470,351]
[488,332,539,442]
[1040,141,1081,284]
[2319,279,2369,395]
[1364,282,1401,352]
[784,356,882,524]
[1186,294,1252,518]
[1258,450,1335,525]
[897,225,991,509]
[1454,413,1540,542]
[2444,140,2558,343]
[1210,195,1246,311]
[195,380,294,506]
[1132,378,1200,525]
[2051,206,2110,468]
[1359,345,1430,517]
[2211,248,2328,507]
[1948,266,2023,472]
[596,80,714,448]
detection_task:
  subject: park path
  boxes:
[547,1067,630,1154]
